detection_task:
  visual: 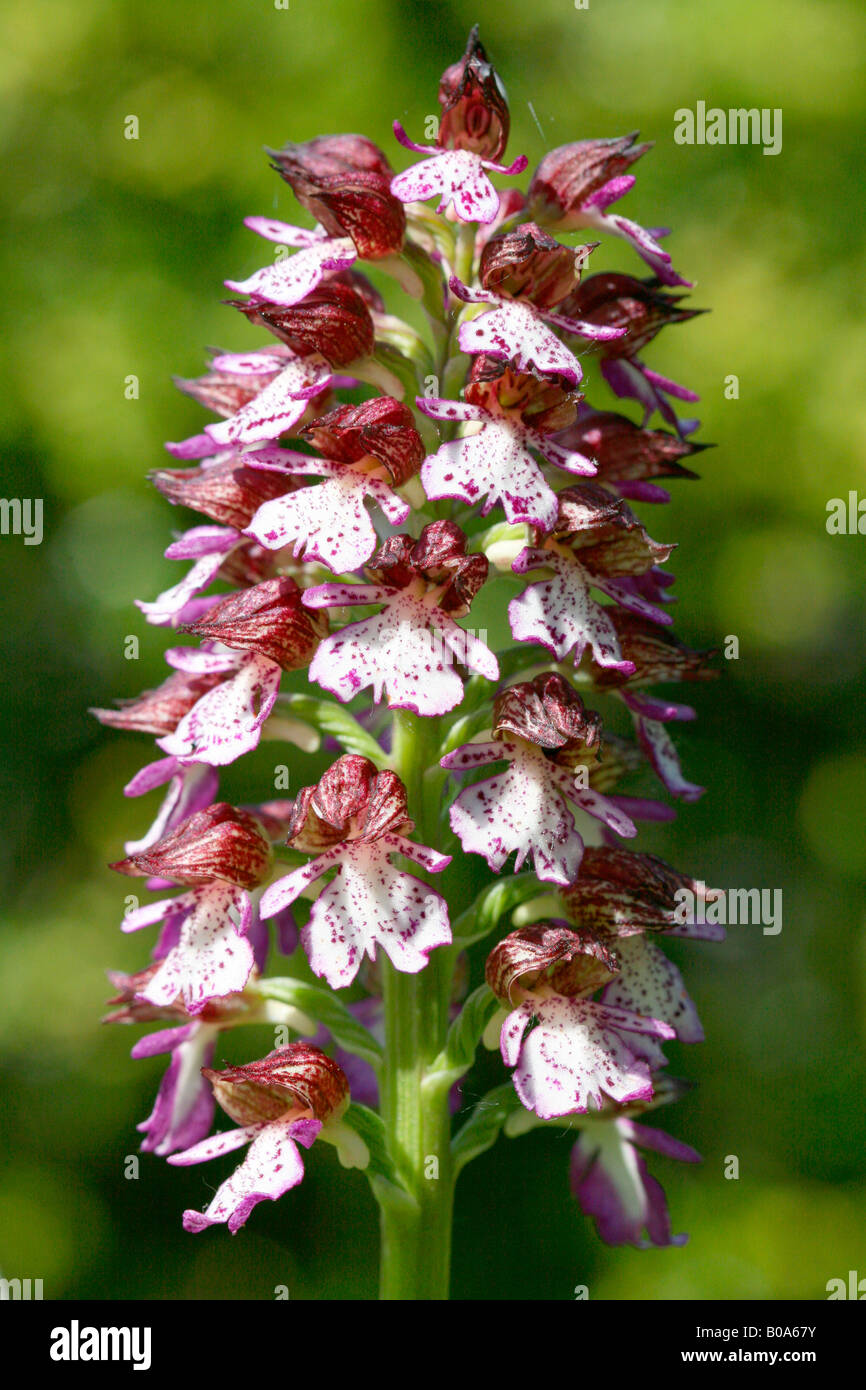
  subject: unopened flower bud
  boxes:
[526,134,653,229]
[231,282,375,367]
[438,25,510,161]
[111,802,273,890]
[268,133,394,184]
[559,273,705,358]
[181,576,328,670]
[91,667,224,736]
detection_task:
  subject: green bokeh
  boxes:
[2,0,864,1300]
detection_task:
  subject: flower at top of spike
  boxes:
[390,30,526,224]
[437,25,511,161]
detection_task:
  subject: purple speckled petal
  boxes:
[225,237,356,305]
[447,742,585,884]
[301,839,451,988]
[633,715,705,801]
[246,467,388,572]
[177,1116,320,1233]
[421,418,559,530]
[508,549,636,673]
[164,646,240,676]
[205,361,331,448]
[308,590,480,714]
[242,217,325,248]
[158,653,282,767]
[602,936,704,1043]
[139,882,255,1014]
[503,995,662,1119]
[391,148,502,223]
[458,299,583,384]
[415,396,488,425]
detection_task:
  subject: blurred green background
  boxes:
[1,0,865,1301]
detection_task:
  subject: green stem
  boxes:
[378,710,455,1300]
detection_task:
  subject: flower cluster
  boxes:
[98,27,718,1268]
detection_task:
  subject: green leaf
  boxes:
[451,1083,523,1174]
[401,240,448,321]
[281,694,388,767]
[339,1103,410,1195]
[254,978,383,1068]
[451,874,548,946]
[427,984,498,1085]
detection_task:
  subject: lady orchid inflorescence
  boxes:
[97,28,719,1297]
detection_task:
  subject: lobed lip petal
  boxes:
[457,296,585,384]
[301,840,452,989]
[502,994,666,1119]
[136,882,256,1015]
[175,1115,318,1233]
[508,547,637,674]
[158,652,283,767]
[180,576,326,671]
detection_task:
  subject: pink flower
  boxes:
[260,755,452,988]
[111,803,274,1013]
[168,1044,349,1233]
[449,272,622,386]
[156,578,326,766]
[244,397,423,573]
[302,522,498,715]
[418,359,593,531]
[486,923,674,1119]
[508,483,674,673]
[442,674,636,884]
[391,128,527,224]
[526,135,691,288]
[225,219,358,307]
